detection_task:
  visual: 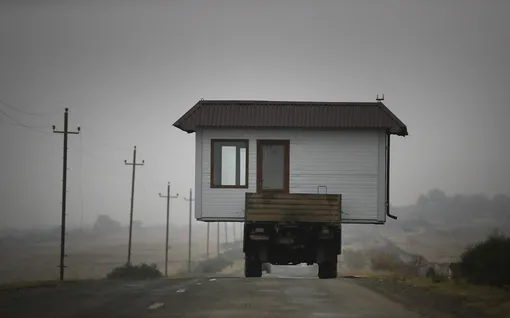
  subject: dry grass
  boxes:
[0,279,84,291]
[0,234,215,284]
[405,277,510,316]
[380,276,510,317]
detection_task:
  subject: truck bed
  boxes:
[245,192,342,224]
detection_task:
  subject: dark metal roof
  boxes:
[173,100,408,136]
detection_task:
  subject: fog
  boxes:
[1,0,509,231]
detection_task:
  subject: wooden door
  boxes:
[256,140,290,193]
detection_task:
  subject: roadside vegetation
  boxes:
[195,255,233,273]
[105,246,243,280]
[195,248,243,274]
[455,231,510,287]
[106,263,162,280]
[361,231,510,317]
[0,279,82,291]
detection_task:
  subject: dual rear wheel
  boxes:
[318,260,338,279]
[244,259,262,277]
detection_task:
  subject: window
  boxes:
[211,139,249,188]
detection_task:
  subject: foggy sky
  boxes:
[1,0,509,229]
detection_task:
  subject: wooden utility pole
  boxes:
[159,182,178,277]
[124,146,144,264]
[53,108,80,281]
[216,222,220,256]
[206,223,210,259]
[183,188,194,272]
[224,222,228,245]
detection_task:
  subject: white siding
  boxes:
[194,130,203,218]
[195,128,388,224]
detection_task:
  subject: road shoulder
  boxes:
[353,276,509,318]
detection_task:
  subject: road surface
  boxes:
[1,265,421,318]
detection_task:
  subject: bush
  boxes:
[106,262,163,280]
[426,267,446,283]
[458,232,510,287]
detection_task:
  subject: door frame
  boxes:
[256,140,290,193]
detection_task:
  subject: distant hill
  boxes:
[342,189,510,263]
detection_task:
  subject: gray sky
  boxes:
[0,0,509,229]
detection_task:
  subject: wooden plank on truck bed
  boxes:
[245,192,342,224]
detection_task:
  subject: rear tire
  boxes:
[318,260,338,279]
[245,259,262,278]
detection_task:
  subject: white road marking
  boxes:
[148,303,164,310]
[209,278,216,282]
[312,313,361,317]
[176,288,186,293]
[276,276,306,279]
[196,282,202,285]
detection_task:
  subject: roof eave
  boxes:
[173,124,408,136]
[172,100,203,133]
[392,126,408,137]
[172,122,195,134]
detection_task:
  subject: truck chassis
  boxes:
[243,192,342,279]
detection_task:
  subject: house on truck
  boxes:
[173,99,408,225]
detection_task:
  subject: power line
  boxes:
[79,127,132,153]
[0,109,53,135]
[0,99,63,116]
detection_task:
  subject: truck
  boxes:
[244,191,342,278]
[172,99,408,279]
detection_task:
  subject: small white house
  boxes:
[173,100,408,224]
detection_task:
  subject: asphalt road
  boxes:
[1,265,421,318]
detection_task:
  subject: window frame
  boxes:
[210,139,249,189]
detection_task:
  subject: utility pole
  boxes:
[53,108,80,281]
[159,182,178,277]
[206,222,210,259]
[224,222,228,245]
[124,146,144,264]
[216,222,220,256]
[183,188,194,273]
[233,222,236,243]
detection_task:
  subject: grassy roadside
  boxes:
[400,276,510,317]
[354,272,510,318]
[0,279,88,292]
[166,249,244,278]
[1,249,244,291]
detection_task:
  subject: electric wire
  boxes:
[0,109,53,135]
[0,99,63,116]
